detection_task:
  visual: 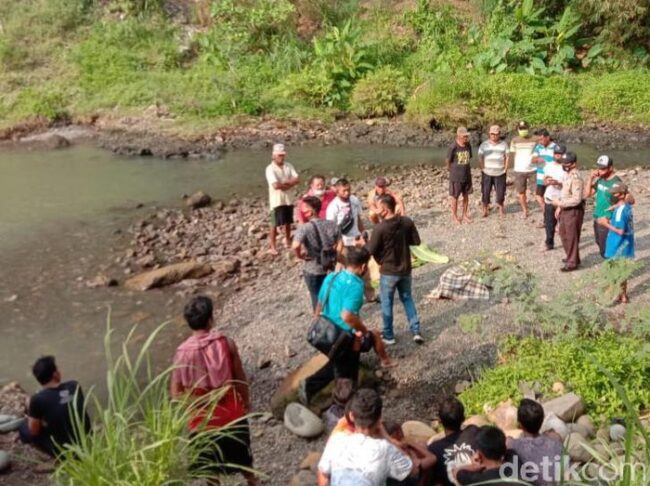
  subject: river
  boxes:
[0,142,647,393]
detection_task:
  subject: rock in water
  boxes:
[124,262,213,290]
[542,393,585,422]
[185,191,212,209]
[284,403,323,438]
[0,451,9,473]
[85,275,118,288]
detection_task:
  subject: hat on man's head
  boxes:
[595,155,614,169]
[489,125,501,134]
[272,143,286,155]
[536,128,550,137]
[375,176,389,188]
[330,177,340,186]
[518,120,529,130]
[457,126,469,136]
[608,182,628,195]
[562,152,578,164]
[554,143,566,154]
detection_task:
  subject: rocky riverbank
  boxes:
[2,154,649,484]
[4,116,650,159]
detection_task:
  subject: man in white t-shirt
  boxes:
[542,144,568,251]
[509,121,537,219]
[265,143,299,256]
[478,124,508,218]
[318,389,415,486]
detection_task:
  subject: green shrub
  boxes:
[12,88,69,121]
[460,333,650,419]
[406,73,581,128]
[350,66,408,117]
[579,71,650,125]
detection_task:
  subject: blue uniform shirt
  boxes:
[318,270,364,333]
[605,203,635,259]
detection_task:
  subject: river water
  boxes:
[0,142,647,393]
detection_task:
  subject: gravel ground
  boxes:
[2,164,648,486]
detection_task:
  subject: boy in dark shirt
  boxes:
[454,426,515,486]
[427,397,466,486]
[19,356,90,457]
[446,126,473,224]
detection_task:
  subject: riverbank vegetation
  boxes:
[1,0,650,132]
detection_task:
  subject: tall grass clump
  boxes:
[54,321,252,485]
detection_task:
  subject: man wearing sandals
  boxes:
[265,143,300,256]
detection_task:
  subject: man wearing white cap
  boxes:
[265,143,299,256]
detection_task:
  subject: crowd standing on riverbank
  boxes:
[12,123,638,485]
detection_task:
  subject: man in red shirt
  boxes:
[170,296,257,485]
[297,175,337,223]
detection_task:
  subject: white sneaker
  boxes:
[381,336,396,345]
[412,334,424,344]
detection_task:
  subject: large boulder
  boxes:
[540,413,569,440]
[487,399,518,431]
[284,403,324,438]
[184,191,212,209]
[565,432,591,463]
[401,421,435,444]
[542,393,585,422]
[124,262,213,290]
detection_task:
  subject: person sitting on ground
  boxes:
[323,378,355,433]
[318,389,416,486]
[297,175,337,224]
[300,248,393,406]
[292,196,342,309]
[602,182,635,304]
[427,396,467,486]
[453,426,514,486]
[368,177,406,224]
[384,421,437,486]
[507,399,565,486]
[170,296,257,486]
[446,127,473,224]
[19,356,90,458]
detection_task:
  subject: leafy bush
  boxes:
[579,71,650,125]
[459,333,650,419]
[350,66,408,117]
[12,88,69,122]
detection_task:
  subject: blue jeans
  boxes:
[379,274,421,340]
[304,273,326,310]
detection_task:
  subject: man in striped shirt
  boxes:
[478,125,508,217]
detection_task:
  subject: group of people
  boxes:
[16,133,637,485]
[442,123,635,288]
[319,391,566,486]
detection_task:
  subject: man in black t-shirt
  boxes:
[19,356,90,457]
[427,397,468,486]
[446,126,473,225]
[367,194,423,346]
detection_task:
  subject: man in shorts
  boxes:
[265,143,299,256]
[478,124,508,218]
[509,121,537,219]
[446,126,473,224]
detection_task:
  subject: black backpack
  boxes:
[311,221,337,272]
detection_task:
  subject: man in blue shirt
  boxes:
[532,129,558,216]
[604,183,635,303]
[300,247,372,405]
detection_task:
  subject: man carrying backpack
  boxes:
[293,196,342,309]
